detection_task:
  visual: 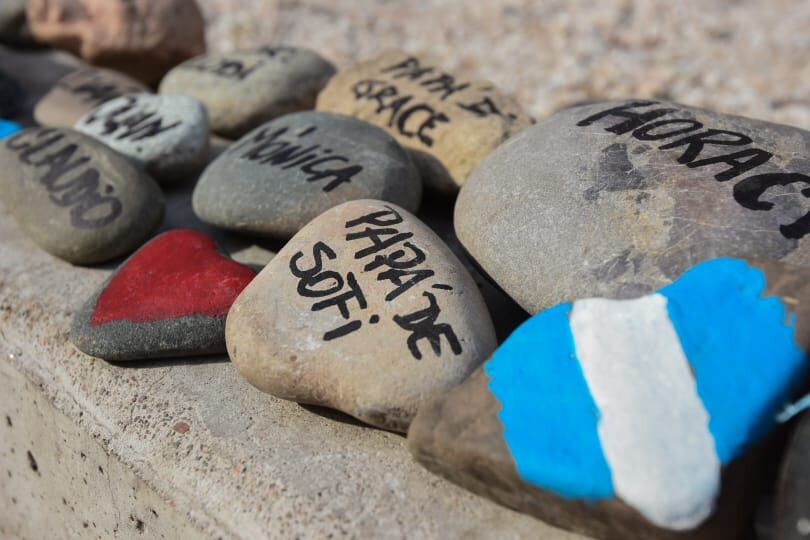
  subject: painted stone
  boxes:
[0,119,22,139]
[775,410,810,540]
[0,127,164,264]
[71,229,257,361]
[75,93,210,184]
[409,257,810,540]
[455,100,810,314]
[226,200,497,432]
[193,111,422,239]
[0,0,34,46]
[34,68,148,128]
[27,0,206,85]
[159,46,336,139]
[316,50,533,192]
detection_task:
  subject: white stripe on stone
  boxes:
[569,294,721,530]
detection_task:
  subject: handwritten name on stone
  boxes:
[57,70,144,108]
[5,129,122,228]
[227,124,363,192]
[81,95,182,142]
[350,55,518,148]
[288,205,461,360]
[576,101,810,240]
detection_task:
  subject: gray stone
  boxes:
[226,200,497,432]
[193,111,422,238]
[159,45,336,139]
[0,127,164,264]
[34,67,148,128]
[75,93,210,184]
[0,0,34,46]
[455,100,810,313]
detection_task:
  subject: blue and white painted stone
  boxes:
[409,257,810,538]
[0,119,21,139]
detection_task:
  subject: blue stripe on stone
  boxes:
[660,258,807,464]
[0,120,21,139]
[484,303,614,501]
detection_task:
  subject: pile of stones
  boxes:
[2,1,810,539]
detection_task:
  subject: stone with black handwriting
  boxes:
[316,50,533,192]
[0,127,163,264]
[159,46,336,139]
[455,100,810,314]
[34,68,148,128]
[225,200,497,432]
[193,111,421,238]
[75,93,209,184]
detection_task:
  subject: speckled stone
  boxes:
[75,93,210,184]
[775,410,810,540]
[193,111,421,238]
[159,45,336,139]
[0,127,164,264]
[71,229,257,361]
[409,257,810,540]
[226,199,496,432]
[316,50,532,192]
[34,68,148,128]
[456,100,810,314]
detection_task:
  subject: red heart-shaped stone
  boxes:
[91,229,256,325]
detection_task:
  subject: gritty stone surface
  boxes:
[27,0,206,85]
[159,46,336,139]
[316,50,532,192]
[226,200,497,432]
[34,67,148,128]
[76,93,210,184]
[0,194,581,539]
[196,0,810,131]
[193,111,421,239]
[0,127,164,265]
[455,100,810,313]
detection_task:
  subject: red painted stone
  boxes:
[91,229,256,325]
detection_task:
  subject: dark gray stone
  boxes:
[0,127,164,264]
[193,111,422,239]
[775,410,810,540]
[455,100,810,313]
[159,45,335,139]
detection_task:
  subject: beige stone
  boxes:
[226,199,497,432]
[27,0,206,85]
[34,68,148,128]
[316,50,532,192]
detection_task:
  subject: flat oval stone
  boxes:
[193,111,422,238]
[316,50,532,192]
[456,100,810,314]
[409,258,810,539]
[34,68,149,128]
[159,46,336,139]
[226,200,497,432]
[775,411,810,540]
[71,229,257,361]
[75,93,210,184]
[0,127,164,264]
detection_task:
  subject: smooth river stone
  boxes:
[775,410,810,540]
[0,127,164,264]
[455,100,810,314]
[34,68,148,128]
[193,111,422,239]
[71,229,257,361]
[75,93,209,183]
[27,0,206,85]
[159,46,336,139]
[409,257,810,540]
[226,200,497,432]
[316,50,533,192]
